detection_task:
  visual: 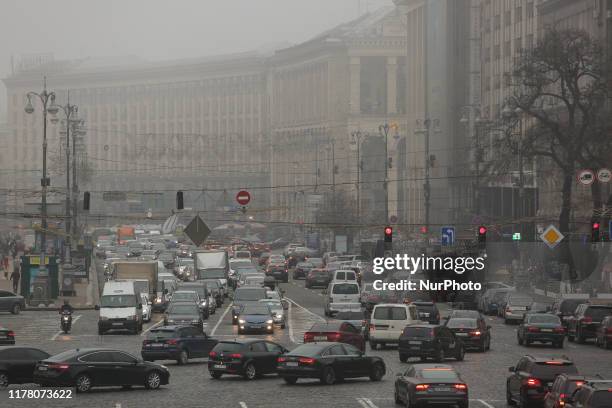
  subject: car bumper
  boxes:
[327,303,359,313]
[239,323,274,333]
[277,366,320,378]
[525,333,565,343]
[208,361,245,375]
[99,320,139,331]
[505,311,527,320]
[33,371,72,387]
[370,331,402,342]
[413,394,469,406]
[0,338,15,345]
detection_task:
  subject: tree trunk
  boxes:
[559,168,577,280]
[590,182,603,220]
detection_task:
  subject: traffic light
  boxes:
[384,226,393,243]
[591,221,600,242]
[176,191,184,210]
[83,192,90,211]
[477,225,487,249]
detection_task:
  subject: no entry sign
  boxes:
[236,190,251,206]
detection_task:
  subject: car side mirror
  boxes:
[137,303,143,310]
[94,305,100,310]
[508,366,515,372]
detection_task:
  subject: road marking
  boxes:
[285,297,325,322]
[356,398,378,408]
[288,299,296,343]
[50,315,82,341]
[239,402,248,408]
[476,399,496,408]
[211,303,232,336]
[141,318,164,337]
[115,404,122,408]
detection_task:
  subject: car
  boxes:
[0,327,15,345]
[208,339,288,380]
[237,304,274,334]
[567,304,612,343]
[551,296,590,328]
[200,279,224,307]
[480,288,514,315]
[258,299,287,328]
[530,302,553,314]
[543,373,587,408]
[447,309,483,319]
[266,264,288,283]
[0,290,26,314]
[277,342,385,385]
[506,355,578,407]
[332,310,370,339]
[595,315,612,349]
[369,303,421,350]
[232,286,269,324]
[394,364,469,408]
[33,348,170,392]
[330,269,358,283]
[517,313,566,348]
[258,252,271,266]
[324,281,361,316]
[163,302,205,332]
[141,325,218,365]
[293,261,315,279]
[446,317,491,352]
[503,294,534,323]
[304,322,366,351]
[169,290,204,313]
[243,274,266,287]
[234,250,251,259]
[565,379,612,408]
[266,289,283,300]
[176,282,212,317]
[305,268,331,288]
[0,346,50,387]
[413,301,441,324]
[398,324,465,363]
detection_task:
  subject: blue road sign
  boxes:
[441,226,455,246]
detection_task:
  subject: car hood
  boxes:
[242,314,271,323]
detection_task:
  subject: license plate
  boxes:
[314,336,327,341]
[409,341,422,345]
[286,362,298,367]
[213,364,226,369]
[456,333,468,337]
[547,382,553,387]
[436,387,451,392]
[38,366,48,371]
[541,329,552,332]
[421,313,430,317]
[112,322,123,326]
[151,343,164,347]
[339,299,350,302]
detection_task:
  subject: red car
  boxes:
[304,322,366,351]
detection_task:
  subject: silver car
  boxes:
[258,299,287,328]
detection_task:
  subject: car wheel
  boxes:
[144,370,162,390]
[283,376,298,385]
[455,345,464,361]
[399,354,408,363]
[369,363,384,381]
[177,350,188,365]
[435,348,445,363]
[0,371,8,387]
[506,385,515,406]
[577,328,586,344]
[369,341,377,350]
[210,371,222,379]
[486,336,491,350]
[244,362,257,380]
[75,373,92,393]
[11,303,20,315]
[320,366,336,385]
[518,335,524,345]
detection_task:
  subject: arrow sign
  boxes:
[441,226,455,246]
[184,215,211,247]
[236,190,251,206]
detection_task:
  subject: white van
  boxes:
[369,303,420,349]
[324,281,361,316]
[96,281,143,335]
[331,269,357,283]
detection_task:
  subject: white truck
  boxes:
[113,261,158,302]
[96,280,143,335]
[193,250,229,290]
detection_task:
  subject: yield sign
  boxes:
[184,215,211,247]
[540,225,564,249]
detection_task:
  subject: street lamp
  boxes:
[350,131,364,222]
[48,93,79,262]
[415,119,440,231]
[25,77,56,293]
[379,123,397,225]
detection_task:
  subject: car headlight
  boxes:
[191,319,200,324]
[239,319,246,324]
[266,319,273,324]
[155,298,162,304]
[166,319,174,324]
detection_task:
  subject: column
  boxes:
[386,56,398,114]
[349,57,361,114]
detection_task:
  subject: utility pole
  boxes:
[415,119,438,231]
[379,124,391,225]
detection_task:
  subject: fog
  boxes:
[0,0,392,120]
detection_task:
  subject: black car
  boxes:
[446,317,491,352]
[413,301,441,324]
[551,298,588,328]
[33,348,170,392]
[208,339,288,380]
[0,327,15,345]
[566,380,612,408]
[399,325,465,363]
[305,269,330,289]
[0,290,26,314]
[506,355,578,407]
[163,302,205,332]
[332,310,369,339]
[394,364,469,408]
[543,373,587,408]
[0,347,50,387]
[517,313,566,348]
[142,325,218,365]
[567,304,612,343]
[293,262,315,279]
[595,315,612,349]
[266,265,288,283]
[277,342,385,385]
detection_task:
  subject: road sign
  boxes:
[597,168,611,183]
[540,224,564,249]
[389,215,398,224]
[577,169,595,185]
[161,213,178,234]
[441,226,455,246]
[184,215,211,247]
[236,190,251,206]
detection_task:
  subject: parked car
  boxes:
[595,315,612,349]
[567,304,612,343]
[398,324,465,363]
[208,339,288,380]
[506,355,578,407]
[543,373,587,408]
[446,316,491,352]
[413,301,441,324]
[305,269,330,289]
[369,303,421,350]
[0,346,50,387]
[303,322,366,351]
[0,327,15,345]
[394,364,469,408]
[277,342,385,385]
[33,348,170,392]
[142,325,218,365]
[517,313,566,348]
[0,290,26,314]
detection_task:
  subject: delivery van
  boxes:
[369,303,420,349]
[324,281,361,316]
[96,281,143,335]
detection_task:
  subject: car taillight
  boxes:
[277,357,287,363]
[48,364,70,371]
[209,351,217,358]
[415,384,429,391]
[527,326,540,333]
[298,357,316,365]
[304,333,314,342]
[454,384,467,391]
[553,327,565,333]
[7,331,14,337]
[328,332,342,341]
[166,339,178,345]
[229,353,242,359]
[469,331,482,337]
[524,378,542,387]
[582,317,593,323]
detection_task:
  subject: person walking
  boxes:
[10,267,20,294]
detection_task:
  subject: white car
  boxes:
[140,293,152,322]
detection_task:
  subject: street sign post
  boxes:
[236,190,251,206]
[577,169,595,185]
[540,225,564,249]
[184,215,211,247]
[441,226,455,246]
[597,168,611,183]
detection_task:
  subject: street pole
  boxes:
[379,124,390,225]
[424,119,431,231]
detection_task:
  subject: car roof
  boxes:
[219,338,265,345]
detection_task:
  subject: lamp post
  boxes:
[415,119,439,231]
[459,106,487,216]
[25,78,57,279]
[379,124,391,225]
[48,93,79,262]
[350,131,364,221]
[71,120,86,240]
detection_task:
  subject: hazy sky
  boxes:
[0,0,393,120]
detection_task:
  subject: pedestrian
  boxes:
[10,267,20,294]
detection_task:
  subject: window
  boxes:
[515,7,522,22]
[24,349,49,360]
[113,352,138,363]
[328,345,346,356]
[250,342,267,352]
[265,342,283,353]
[79,351,116,363]
[343,344,361,356]
[504,10,511,26]
[341,323,358,333]
[181,327,199,337]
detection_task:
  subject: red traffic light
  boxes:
[384,227,393,236]
[478,226,487,235]
[420,226,428,234]
[592,222,600,230]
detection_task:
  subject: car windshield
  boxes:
[560,300,584,314]
[287,344,324,357]
[419,369,460,380]
[172,293,195,301]
[374,307,407,320]
[403,327,433,337]
[335,311,364,320]
[586,307,612,320]
[446,318,478,329]
[197,268,225,279]
[332,283,359,295]
[147,329,176,339]
[259,300,281,308]
[235,288,267,301]
[168,304,198,314]
[527,314,560,324]
[101,295,136,308]
[532,363,578,379]
[212,342,244,353]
